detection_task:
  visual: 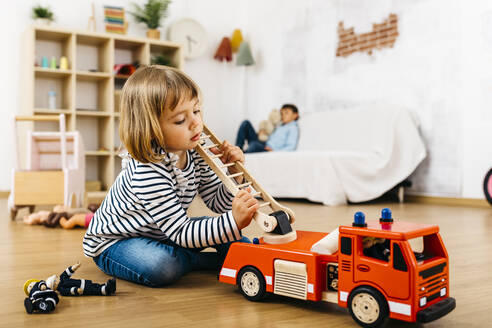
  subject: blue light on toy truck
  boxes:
[380,207,394,223]
[352,211,367,227]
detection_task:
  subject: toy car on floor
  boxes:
[218,209,456,328]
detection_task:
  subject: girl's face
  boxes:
[159,97,203,154]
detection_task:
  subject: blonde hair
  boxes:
[119,65,201,163]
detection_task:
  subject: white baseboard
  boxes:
[406,195,489,208]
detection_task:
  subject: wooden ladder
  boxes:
[196,125,297,243]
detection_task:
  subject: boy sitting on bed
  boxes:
[235,104,300,153]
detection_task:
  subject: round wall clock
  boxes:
[168,18,207,59]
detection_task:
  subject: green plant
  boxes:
[32,5,54,21]
[130,0,171,29]
[151,55,171,66]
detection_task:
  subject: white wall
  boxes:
[1,0,491,199]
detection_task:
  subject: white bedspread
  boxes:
[243,104,426,205]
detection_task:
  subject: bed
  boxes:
[243,103,426,205]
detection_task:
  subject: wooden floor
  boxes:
[2,197,492,327]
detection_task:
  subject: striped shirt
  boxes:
[83,148,241,258]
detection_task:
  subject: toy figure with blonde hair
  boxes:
[23,279,59,314]
[362,236,390,261]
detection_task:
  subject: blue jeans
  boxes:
[93,225,250,287]
[235,120,267,153]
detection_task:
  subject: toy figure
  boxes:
[43,211,65,227]
[23,210,50,225]
[50,204,99,229]
[44,205,88,228]
[58,212,95,229]
[23,279,59,314]
[362,236,390,261]
[23,204,98,229]
[47,262,116,296]
[22,205,76,227]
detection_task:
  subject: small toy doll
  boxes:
[43,205,92,228]
[23,204,99,229]
[58,212,95,229]
[48,262,116,296]
[23,279,59,314]
[362,236,391,262]
[23,210,51,225]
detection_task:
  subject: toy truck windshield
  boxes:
[406,233,446,263]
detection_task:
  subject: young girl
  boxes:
[83,65,258,287]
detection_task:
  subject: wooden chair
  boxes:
[8,114,85,220]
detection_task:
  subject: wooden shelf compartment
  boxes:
[114,89,122,115]
[34,108,71,114]
[85,155,114,192]
[114,39,149,65]
[114,116,121,153]
[76,115,113,154]
[34,74,73,111]
[150,42,182,68]
[35,28,74,70]
[35,28,72,42]
[76,71,112,81]
[75,76,113,113]
[114,74,131,79]
[75,110,112,117]
[114,155,123,180]
[85,150,113,156]
[35,67,72,78]
[76,34,112,74]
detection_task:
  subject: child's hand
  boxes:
[210,140,244,165]
[210,140,245,182]
[232,189,259,230]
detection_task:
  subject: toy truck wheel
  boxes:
[348,286,388,328]
[238,266,266,301]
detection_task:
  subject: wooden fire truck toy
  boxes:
[218,209,456,327]
[195,125,455,327]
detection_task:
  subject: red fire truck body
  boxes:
[219,217,455,327]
